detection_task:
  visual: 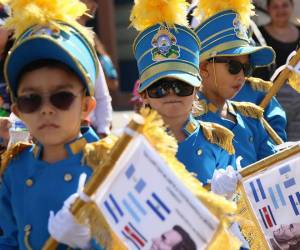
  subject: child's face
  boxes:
[200,55,248,100]
[12,66,95,147]
[143,78,195,120]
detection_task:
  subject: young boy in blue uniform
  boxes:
[130,0,237,188]
[0,0,104,249]
[233,77,287,141]
[193,3,278,168]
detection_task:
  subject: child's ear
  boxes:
[140,91,148,104]
[11,103,21,118]
[81,96,96,118]
[200,61,209,78]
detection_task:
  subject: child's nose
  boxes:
[39,97,56,115]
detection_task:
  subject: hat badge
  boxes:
[151,27,180,62]
[233,16,250,43]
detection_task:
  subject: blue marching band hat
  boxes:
[194,10,275,67]
[134,24,202,93]
[130,0,202,93]
[3,0,99,99]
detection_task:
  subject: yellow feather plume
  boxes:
[288,71,300,93]
[0,0,94,44]
[130,0,189,31]
[194,0,255,28]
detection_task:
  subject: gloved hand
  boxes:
[48,174,92,249]
[211,165,239,199]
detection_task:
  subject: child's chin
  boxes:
[37,136,65,147]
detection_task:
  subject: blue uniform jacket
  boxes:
[0,127,103,250]
[176,115,236,185]
[233,82,287,141]
[196,93,277,168]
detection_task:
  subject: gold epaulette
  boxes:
[199,121,235,154]
[246,77,273,92]
[82,135,118,171]
[0,142,32,177]
[192,99,208,117]
[231,101,264,119]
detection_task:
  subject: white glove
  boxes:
[236,156,243,171]
[211,166,239,199]
[48,174,92,249]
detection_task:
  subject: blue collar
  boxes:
[182,115,199,136]
[33,126,99,159]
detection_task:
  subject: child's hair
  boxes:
[16,59,85,96]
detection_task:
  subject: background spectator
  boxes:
[254,0,300,141]
[78,0,113,136]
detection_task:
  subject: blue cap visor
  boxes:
[6,37,91,97]
[215,45,275,67]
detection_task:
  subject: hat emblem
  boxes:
[233,16,250,43]
[151,27,180,61]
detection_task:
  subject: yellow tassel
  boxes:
[236,186,268,249]
[130,0,189,31]
[231,101,264,119]
[1,0,94,44]
[76,202,127,250]
[200,121,235,154]
[194,0,255,28]
[82,135,118,171]
[288,71,300,93]
[0,142,32,177]
[208,221,242,250]
[246,77,273,92]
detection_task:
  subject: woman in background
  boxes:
[254,0,300,141]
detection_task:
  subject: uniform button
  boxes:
[197,149,203,156]
[64,173,73,182]
[249,136,254,143]
[26,179,34,187]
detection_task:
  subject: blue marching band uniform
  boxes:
[233,78,287,141]
[0,0,289,249]
[0,128,102,249]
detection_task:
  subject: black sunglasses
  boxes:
[146,79,195,98]
[208,58,253,77]
[16,91,81,114]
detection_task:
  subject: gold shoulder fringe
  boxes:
[246,77,273,92]
[0,142,32,176]
[82,135,118,171]
[199,121,235,154]
[231,101,264,119]
[192,99,208,117]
